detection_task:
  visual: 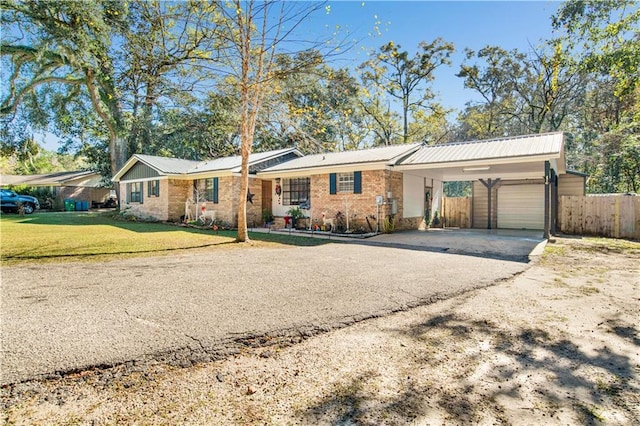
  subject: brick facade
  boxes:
[276,169,416,232]
[211,176,262,228]
[120,169,419,231]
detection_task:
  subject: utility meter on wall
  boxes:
[375,195,384,205]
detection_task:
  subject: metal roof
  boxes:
[0,170,102,187]
[190,147,298,173]
[261,143,421,173]
[401,132,564,166]
[115,147,301,181]
[133,155,201,175]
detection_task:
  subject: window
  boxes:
[148,180,160,197]
[129,182,142,203]
[338,172,354,193]
[195,178,218,203]
[330,171,362,194]
[282,177,310,206]
[204,178,219,203]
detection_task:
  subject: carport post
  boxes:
[479,178,500,230]
[544,161,551,239]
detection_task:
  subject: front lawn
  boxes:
[0,211,326,265]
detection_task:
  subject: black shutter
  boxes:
[354,171,362,194]
[213,177,219,203]
[147,181,152,197]
[127,183,131,203]
[329,173,337,194]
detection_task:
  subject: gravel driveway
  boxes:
[1,242,529,385]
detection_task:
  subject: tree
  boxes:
[216,1,335,242]
[359,87,402,146]
[553,0,640,98]
[1,0,128,175]
[261,51,365,153]
[1,0,223,178]
[553,0,640,193]
[456,44,584,139]
[359,39,454,143]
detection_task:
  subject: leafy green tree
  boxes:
[553,0,640,98]
[1,0,223,178]
[457,45,584,139]
[553,0,640,193]
[150,93,240,160]
[1,0,128,175]
[120,1,222,158]
[262,51,365,153]
[359,39,454,143]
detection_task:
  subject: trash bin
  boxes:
[74,201,89,211]
[64,199,75,211]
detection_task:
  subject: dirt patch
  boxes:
[2,236,639,424]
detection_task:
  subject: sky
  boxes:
[308,0,564,111]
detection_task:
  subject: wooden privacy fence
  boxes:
[442,196,472,228]
[559,195,640,240]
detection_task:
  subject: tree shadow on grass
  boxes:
[299,313,639,424]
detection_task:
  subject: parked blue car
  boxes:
[0,189,40,214]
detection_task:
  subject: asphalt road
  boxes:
[1,241,530,385]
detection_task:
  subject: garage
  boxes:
[497,184,544,229]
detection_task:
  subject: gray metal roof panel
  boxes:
[401,132,564,165]
[0,170,99,186]
[261,143,421,172]
[134,155,201,175]
[190,147,297,173]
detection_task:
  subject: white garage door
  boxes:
[498,184,544,229]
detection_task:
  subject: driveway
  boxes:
[0,231,544,385]
[362,228,546,261]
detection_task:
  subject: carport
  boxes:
[396,132,566,238]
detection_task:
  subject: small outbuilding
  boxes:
[0,170,112,208]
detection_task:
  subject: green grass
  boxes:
[0,211,328,265]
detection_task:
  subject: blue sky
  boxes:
[309,0,564,112]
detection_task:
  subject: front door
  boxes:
[262,180,272,213]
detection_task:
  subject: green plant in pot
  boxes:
[262,209,274,226]
[287,206,305,229]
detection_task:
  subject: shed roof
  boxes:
[0,170,103,187]
[261,143,421,173]
[401,132,564,166]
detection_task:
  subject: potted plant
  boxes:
[262,209,274,227]
[287,206,305,229]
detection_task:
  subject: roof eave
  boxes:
[258,160,394,177]
[395,152,563,171]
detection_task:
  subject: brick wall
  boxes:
[119,180,170,221]
[168,179,191,221]
[189,176,263,228]
[304,169,413,232]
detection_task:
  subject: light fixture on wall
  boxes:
[462,166,491,172]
